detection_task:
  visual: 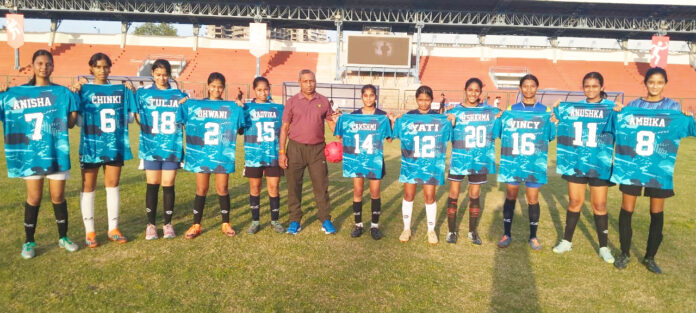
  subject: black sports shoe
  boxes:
[370,227,383,240]
[469,231,482,246]
[446,232,458,244]
[350,225,364,238]
[614,253,631,269]
[642,258,662,274]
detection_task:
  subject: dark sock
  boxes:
[446,197,458,233]
[24,203,39,243]
[146,184,160,225]
[352,201,363,224]
[645,212,664,259]
[528,203,540,239]
[250,195,260,222]
[371,198,381,225]
[162,186,175,225]
[469,198,481,233]
[53,201,68,238]
[619,209,633,256]
[563,211,581,242]
[503,199,515,237]
[193,195,206,224]
[594,214,609,248]
[219,194,230,223]
[269,196,280,221]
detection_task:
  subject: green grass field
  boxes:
[1,126,695,312]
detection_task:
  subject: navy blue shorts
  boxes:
[507,181,544,188]
[142,160,180,171]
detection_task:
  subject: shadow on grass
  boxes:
[487,186,541,312]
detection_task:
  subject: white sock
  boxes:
[426,202,437,231]
[80,191,96,233]
[106,186,120,231]
[371,223,379,229]
[355,222,363,227]
[401,199,413,230]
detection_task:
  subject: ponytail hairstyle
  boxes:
[28,49,54,86]
[583,71,607,99]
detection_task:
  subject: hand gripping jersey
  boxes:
[135,88,187,162]
[605,107,695,189]
[179,99,245,174]
[494,110,556,184]
[334,114,392,179]
[78,84,136,164]
[449,105,500,175]
[393,114,452,185]
[0,85,78,178]
[554,100,615,179]
[242,102,284,167]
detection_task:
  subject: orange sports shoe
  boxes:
[221,222,236,237]
[85,232,98,248]
[107,229,128,244]
[185,224,202,239]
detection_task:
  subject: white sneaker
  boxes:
[599,247,615,264]
[427,230,438,245]
[399,229,411,243]
[552,239,572,254]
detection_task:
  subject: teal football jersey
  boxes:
[0,85,78,177]
[449,105,500,175]
[334,113,392,179]
[494,110,556,184]
[605,107,696,189]
[135,88,187,162]
[554,100,614,179]
[393,113,452,185]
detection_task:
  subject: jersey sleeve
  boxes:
[0,94,4,124]
[234,106,245,130]
[545,118,556,141]
[689,116,696,137]
[333,115,344,138]
[492,115,503,139]
[176,101,188,125]
[442,117,453,142]
[602,111,617,134]
[392,117,402,140]
[68,90,79,113]
[380,116,392,139]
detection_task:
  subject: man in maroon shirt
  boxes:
[279,69,339,234]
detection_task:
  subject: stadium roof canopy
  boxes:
[2,0,696,40]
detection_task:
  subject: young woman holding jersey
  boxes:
[613,67,681,274]
[338,84,392,240]
[396,86,453,245]
[552,72,615,263]
[72,53,135,247]
[134,59,188,240]
[182,72,243,239]
[242,77,286,235]
[0,50,79,258]
[445,78,492,245]
[497,74,551,251]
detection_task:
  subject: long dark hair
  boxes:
[28,49,54,86]
[582,72,607,99]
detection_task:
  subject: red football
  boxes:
[324,141,343,163]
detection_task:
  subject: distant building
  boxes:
[206,25,328,42]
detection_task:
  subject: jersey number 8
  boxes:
[636,130,655,157]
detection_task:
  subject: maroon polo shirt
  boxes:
[282,92,333,145]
